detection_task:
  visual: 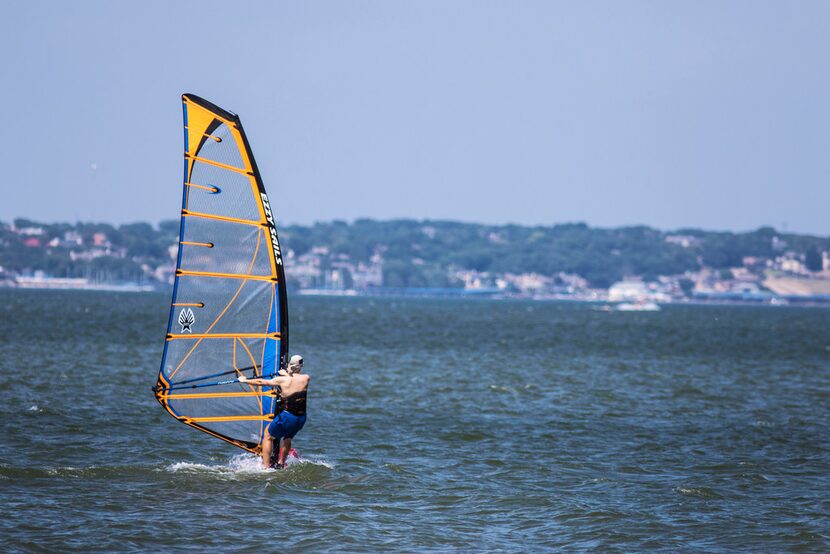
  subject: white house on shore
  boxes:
[608,280,670,303]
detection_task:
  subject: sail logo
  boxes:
[260,192,283,265]
[178,308,195,333]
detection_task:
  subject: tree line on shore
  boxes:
[1,218,827,288]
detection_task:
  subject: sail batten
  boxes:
[155,94,289,454]
[166,333,281,340]
[174,271,278,282]
[182,211,265,226]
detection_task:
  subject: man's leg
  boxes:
[261,434,274,469]
[277,437,292,467]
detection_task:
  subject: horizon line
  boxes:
[1,215,826,239]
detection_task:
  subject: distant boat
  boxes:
[616,301,660,312]
[298,288,358,296]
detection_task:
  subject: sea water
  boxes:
[0,290,828,551]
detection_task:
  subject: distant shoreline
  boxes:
[3,281,829,308]
[4,218,830,308]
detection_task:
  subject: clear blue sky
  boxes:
[1,1,828,234]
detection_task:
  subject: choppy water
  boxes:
[1,290,828,552]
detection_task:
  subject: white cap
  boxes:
[288,355,304,367]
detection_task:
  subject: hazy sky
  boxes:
[1,1,828,234]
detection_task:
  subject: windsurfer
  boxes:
[238,355,309,469]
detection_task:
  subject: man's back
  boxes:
[277,373,309,396]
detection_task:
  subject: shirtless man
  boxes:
[238,354,309,469]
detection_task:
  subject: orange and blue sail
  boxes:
[154,94,289,454]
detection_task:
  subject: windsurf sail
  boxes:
[153,94,289,454]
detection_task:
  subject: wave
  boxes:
[164,452,335,477]
[0,452,334,481]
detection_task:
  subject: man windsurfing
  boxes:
[238,354,309,469]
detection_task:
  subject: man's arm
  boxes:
[238,376,281,387]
